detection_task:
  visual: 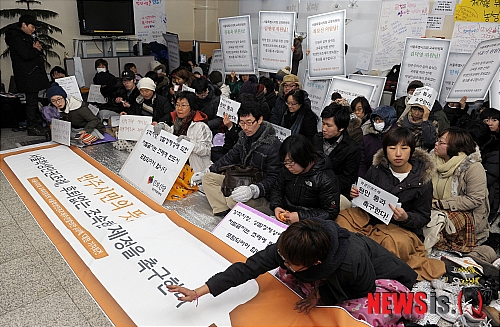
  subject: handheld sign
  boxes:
[212,202,287,259]
[55,76,83,101]
[348,74,387,108]
[216,97,240,124]
[408,86,437,110]
[110,115,120,127]
[302,70,331,131]
[271,123,292,143]
[51,118,71,146]
[439,52,471,106]
[323,77,376,109]
[352,177,399,225]
[181,84,195,93]
[218,15,255,75]
[118,115,153,141]
[120,125,194,204]
[490,70,500,110]
[87,84,106,103]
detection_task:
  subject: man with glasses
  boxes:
[5,15,50,136]
[269,74,311,126]
[191,98,281,217]
[191,78,223,137]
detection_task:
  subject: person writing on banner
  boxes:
[428,127,489,253]
[339,127,445,281]
[270,134,340,223]
[191,99,281,217]
[46,84,106,145]
[167,218,419,326]
[154,91,212,173]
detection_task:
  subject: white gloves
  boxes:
[153,122,173,135]
[190,168,209,186]
[176,135,191,143]
[231,184,260,203]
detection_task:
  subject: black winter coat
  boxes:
[5,26,50,93]
[197,84,223,135]
[210,121,282,199]
[313,130,361,198]
[364,148,434,241]
[112,86,140,114]
[443,103,469,127]
[130,93,174,125]
[206,218,417,305]
[270,155,340,220]
[269,90,312,126]
[480,134,499,222]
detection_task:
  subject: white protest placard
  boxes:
[450,22,500,54]
[307,10,345,80]
[87,84,106,104]
[56,76,83,101]
[219,15,255,75]
[181,84,195,93]
[134,0,167,44]
[163,32,180,73]
[212,202,287,259]
[439,52,471,106]
[490,70,500,110]
[51,118,71,146]
[257,11,295,73]
[110,115,120,127]
[216,97,240,124]
[348,74,386,108]
[208,49,225,79]
[352,177,399,225]
[120,125,194,204]
[87,103,99,116]
[356,51,372,71]
[302,71,331,131]
[323,77,376,109]
[118,115,153,141]
[432,0,456,15]
[396,37,451,100]
[408,86,438,110]
[447,38,500,102]
[427,15,445,30]
[271,123,292,143]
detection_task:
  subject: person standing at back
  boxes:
[5,15,50,136]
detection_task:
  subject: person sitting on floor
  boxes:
[396,103,438,151]
[275,89,318,142]
[270,134,340,223]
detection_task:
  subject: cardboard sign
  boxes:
[163,32,180,74]
[270,123,292,142]
[219,15,255,74]
[212,202,287,259]
[396,37,451,99]
[216,97,240,124]
[307,10,346,80]
[55,76,83,101]
[348,74,387,108]
[257,11,295,73]
[447,38,500,102]
[120,125,193,205]
[87,84,106,103]
[408,86,438,110]
[439,52,471,106]
[323,77,376,109]
[352,177,399,225]
[51,118,71,146]
[118,115,153,141]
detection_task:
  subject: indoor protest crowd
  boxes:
[2,13,500,327]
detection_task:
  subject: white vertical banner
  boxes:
[348,75,387,108]
[51,119,71,146]
[219,16,255,75]
[447,38,500,102]
[162,32,180,73]
[439,52,471,106]
[307,10,346,80]
[208,49,225,79]
[134,0,167,44]
[302,70,331,130]
[323,77,376,109]
[257,11,295,73]
[490,70,500,110]
[55,76,83,101]
[396,38,451,99]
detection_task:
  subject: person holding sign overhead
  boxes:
[340,127,445,280]
[270,134,340,224]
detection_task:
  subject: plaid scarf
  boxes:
[173,110,197,136]
[434,209,476,253]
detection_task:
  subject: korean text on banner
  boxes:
[216,97,240,124]
[212,202,287,259]
[408,86,438,110]
[439,52,471,106]
[395,37,451,100]
[447,38,500,102]
[219,15,255,75]
[56,76,83,101]
[323,77,376,109]
[134,0,167,44]
[257,11,295,73]
[348,75,387,108]
[120,125,194,205]
[271,124,292,143]
[51,118,71,146]
[432,0,456,15]
[118,115,153,141]
[163,32,180,74]
[490,70,500,110]
[352,177,399,225]
[450,22,500,54]
[307,10,346,80]
[454,0,500,22]
[87,84,107,104]
[303,70,331,130]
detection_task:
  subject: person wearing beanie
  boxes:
[208,70,230,99]
[270,74,312,127]
[192,67,204,78]
[131,77,174,125]
[150,60,167,76]
[46,84,105,141]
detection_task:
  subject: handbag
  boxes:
[220,165,263,197]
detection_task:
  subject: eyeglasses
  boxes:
[436,139,447,145]
[286,102,299,106]
[283,159,295,167]
[50,97,65,104]
[175,103,190,108]
[277,248,307,273]
[238,119,257,127]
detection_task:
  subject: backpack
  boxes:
[384,64,400,92]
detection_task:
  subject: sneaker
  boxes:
[432,278,462,295]
[435,289,460,322]
[27,126,47,136]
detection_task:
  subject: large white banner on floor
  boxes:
[447,38,500,102]
[219,15,255,74]
[258,11,295,73]
[323,77,376,109]
[307,10,345,80]
[396,37,451,99]
[348,75,387,108]
[4,146,258,326]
